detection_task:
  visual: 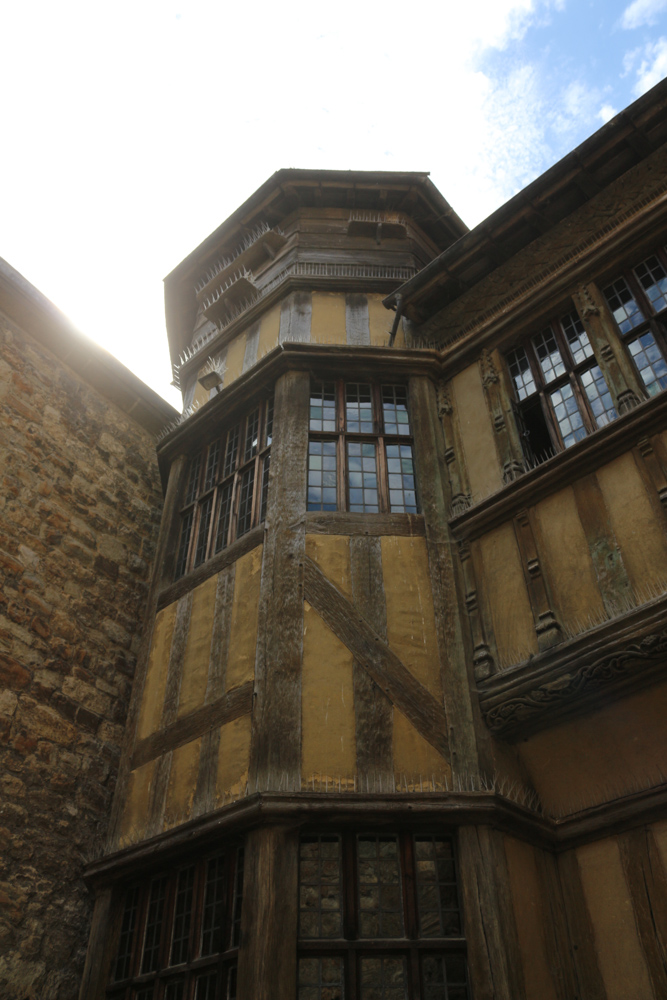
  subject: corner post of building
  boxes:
[237,823,301,1000]
[408,373,486,780]
[77,884,124,1000]
[250,368,310,792]
[573,281,645,413]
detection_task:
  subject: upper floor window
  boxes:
[298,831,469,1000]
[308,380,419,514]
[110,846,243,1000]
[506,309,617,462]
[175,397,273,579]
[602,248,667,397]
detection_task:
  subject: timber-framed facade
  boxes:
[80,79,667,1000]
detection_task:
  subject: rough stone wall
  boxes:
[0,312,164,998]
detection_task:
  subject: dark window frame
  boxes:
[307,379,419,515]
[108,846,243,1000]
[298,830,469,1000]
[175,397,273,579]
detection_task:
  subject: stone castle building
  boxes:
[3,78,667,999]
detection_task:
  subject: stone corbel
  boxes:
[573,282,645,414]
[479,350,525,483]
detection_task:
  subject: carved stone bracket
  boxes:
[479,599,667,741]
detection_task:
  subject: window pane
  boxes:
[580,366,618,428]
[310,381,337,432]
[141,877,168,973]
[635,255,667,313]
[382,385,411,436]
[386,444,418,513]
[244,408,260,462]
[260,453,271,523]
[299,835,343,939]
[628,331,667,396]
[170,866,195,965]
[185,454,202,505]
[356,835,404,938]
[346,383,374,433]
[194,497,213,567]
[422,954,469,1000]
[347,442,379,513]
[175,511,193,579]
[237,466,255,537]
[204,440,221,491]
[164,982,185,1000]
[506,346,536,400]
[308,441,337,511]
[214,481,234,553]
[414,837,462,938]
[227,964,238,1000]
[561,311,594,364]
[114,886,140,981]
[298,957,344,1000]
[266,396,274,446]
[603,276,645,334]
[360,956,408,1000]
[195,972,218,1000]
[201,854,226,957]
[231,848,244,948]
[224,424,240,477]
[549,382,587,448]
[531,327,566,383]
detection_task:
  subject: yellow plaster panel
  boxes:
[451,364,503,500]
[136,603,177,740]
[117,760,155,848]
[392,712,450,787]
[381,535,442,699]
[258,303,281,359]
[533,486,605,632]
[310,292,347,345]
[367,293,392,347]
[477,524,538,666]
[596,451,667,593]
[518,680,667,816]
[177,574,217,718]
[224,332,246,388]
[215,714,251,804]
[302,601,356,783]
[577,838,652,1000]
[164,739,201,831]
[503,838,558,1000]
[305,534,352,599]
[225,545,262,691]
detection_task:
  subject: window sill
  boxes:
[477,591,667,741]
[449,388,667,541]
[305,511,425,536]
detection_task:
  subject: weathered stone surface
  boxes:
[0,311,164,998]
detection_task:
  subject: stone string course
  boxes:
[0,313,164,999]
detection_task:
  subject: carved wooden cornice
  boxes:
[478,594,667,740]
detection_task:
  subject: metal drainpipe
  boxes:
[388,294,404,347]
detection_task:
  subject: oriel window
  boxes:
[307,381,418,515]
[174,396,273,579]
[298,832,469,1000]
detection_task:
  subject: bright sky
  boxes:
[2,0,667,409]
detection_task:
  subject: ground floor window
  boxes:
[298,832,469,1000]
[108,846,243,999]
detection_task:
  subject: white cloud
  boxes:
[621,0,667,29]
[598,103,619,123]
[633,37,667,93]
